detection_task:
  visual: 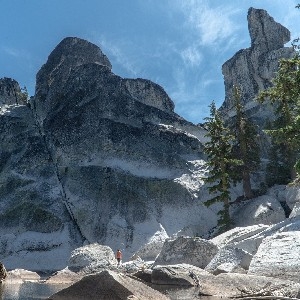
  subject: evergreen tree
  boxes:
[257,53,300,181]
[265,142,290,186]
[203,101,241,233]
[230,86,260,198]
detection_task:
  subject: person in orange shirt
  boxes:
[116,249,122,266]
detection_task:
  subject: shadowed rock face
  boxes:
[31,37,214,257]
[0,78,26,106]
[0,37,215,269]
[220,7,295,126]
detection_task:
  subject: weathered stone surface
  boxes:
[205,246,252,275]
[200,273,300,298]
[248,7,290,51]
[210,224,269,250]
[132,223,168,261]
[151,263,211,286]
[0,77,26,106]
[211,216,300,258]
[232,195,286,227]
[34,37,112,124]
[153,236,218,268]
[68,243,116,274]
[30,37,216,260]
[220,8,294,128]
[248,231,300,282]
[124,78,175,112]
[151,265,300,298]
[48,270,169,300]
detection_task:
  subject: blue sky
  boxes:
[1,0,299,123]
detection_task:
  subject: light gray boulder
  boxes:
[68,243,117,274]
[205,246,252,275]
[48,270,169,300]
[151,265,300,298]
[248,231,300,282]
[132,223,168,261]
[211,224,269,250]
[153,236,218,268]
[211,216,300,256]
[232,195,286,227]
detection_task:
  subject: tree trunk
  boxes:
[243,170,253,199]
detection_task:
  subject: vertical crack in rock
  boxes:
[32,107,89,243]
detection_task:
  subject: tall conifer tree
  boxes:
[203,101,241,233]
[230,86,260,198]
[257,53,300,181]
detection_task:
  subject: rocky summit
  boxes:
[0,37,215,270]
[0,7,297,273]
[220,7,295,125]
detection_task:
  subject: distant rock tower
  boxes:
[220,7,295,125]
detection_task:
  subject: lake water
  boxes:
[0,282,69,300]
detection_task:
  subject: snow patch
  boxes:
[174,159,208,192]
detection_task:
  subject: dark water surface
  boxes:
[0,282,69,300]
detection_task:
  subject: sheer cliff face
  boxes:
[0,37,214,268]
[220,7,295,124]
[32,37,213,254]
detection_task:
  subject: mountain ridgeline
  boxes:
[0,7,294,270]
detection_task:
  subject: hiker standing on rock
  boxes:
[0,261,7,281]
[116,249,122,266]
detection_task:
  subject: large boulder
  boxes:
[151,265,300,298]
[210,224,269,251]
[48,270,169,300]
[153,236,218,268]
[151,263,211,286]
[132,223,168,261]
[68,243,116,273]
[248,231,300,282]
[232,195,286,227]
[205,246,252,275]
